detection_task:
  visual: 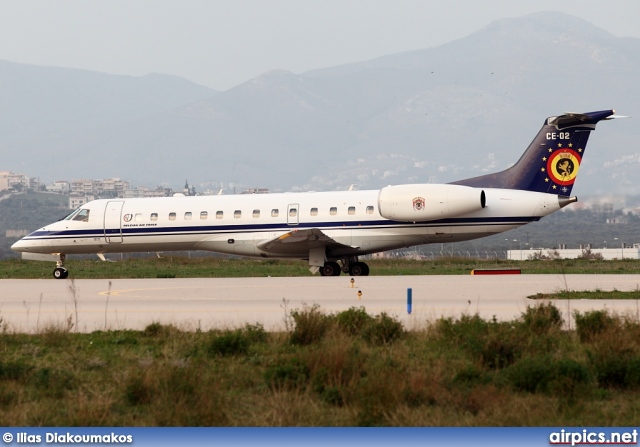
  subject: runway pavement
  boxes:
[1,274,640,332]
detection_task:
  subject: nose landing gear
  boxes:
[53,254,69,279]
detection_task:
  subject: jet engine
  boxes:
[378,184,486,222]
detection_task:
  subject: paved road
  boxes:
[1,275,640,332]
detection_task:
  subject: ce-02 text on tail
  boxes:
[11,110,621,278]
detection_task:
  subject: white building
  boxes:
[508,246,640,260]
[0,171,29,191]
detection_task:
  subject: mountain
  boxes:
[0,61,217,174]
[2,11,639,196]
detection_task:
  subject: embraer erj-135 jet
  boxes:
[12,110,620,279]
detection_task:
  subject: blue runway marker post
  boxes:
[407,288,412,315]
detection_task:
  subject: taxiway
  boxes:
[1,274,639,332]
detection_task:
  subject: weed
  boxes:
[67,279,79,332]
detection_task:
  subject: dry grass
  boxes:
[1,304,640,426]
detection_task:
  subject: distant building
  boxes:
[70,178,130,198]
[46,180,70,194]
[240,188,270,194]
[508,245,640,260]
[69,193,95,209]
[0,171,29,192]
[124,186,172,198]
[5,229,29,237]
[606,217,629,224]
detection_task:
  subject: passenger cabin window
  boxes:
[348,206,356,215]
[184,212,192,220]
[216,211,223,219]
[289,208,297,217]
[169,212,176,221]
[330,207,337,216]
[234,210,241,218]
[200,211,208,220]
[72,209,90,222]
[310,207,318,216]
[271,209,279,217]
[135,213,143,222]
[366,206,374,214]
[253,209,260,218]
[150,213,158,221]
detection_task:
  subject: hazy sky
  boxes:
[1,0,639,90]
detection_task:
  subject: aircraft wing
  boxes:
[257,228,359,256]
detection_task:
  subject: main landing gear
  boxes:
[53,254,69,279]
[319,258,370,277]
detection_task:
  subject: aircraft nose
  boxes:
[11,239,31,252]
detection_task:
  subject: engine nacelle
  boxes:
[378,184,486,222]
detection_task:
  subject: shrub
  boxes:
[574,310,617,342]
[33,367,75,398]
[521,303,563,334]
[587,344,640,389]
[208,330,250,357]
[143,322,169,337]
[335,307,373,336]
[435,315,523,369]
[264,357,310,390]
[434,314,491,351]
[0,360,33,382]
[125,374,152,406]
[479,327,521,369]
[242,323,268,344]
[289,304,333,345]
[506,356,590,394]
[624,358,640,388]
[452,365,488,388]
[362,312,404,346]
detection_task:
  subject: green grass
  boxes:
[2,304,640,426]
[2,256,640,279]
[530,288,640,300]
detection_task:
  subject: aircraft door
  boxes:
[287,203,299,226]
[104,201,124,243]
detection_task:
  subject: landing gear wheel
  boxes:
[53,267,68,280]
[320,261,341,276]
[349,262,370,276]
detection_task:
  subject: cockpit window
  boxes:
[72,209,90,222]
[63,208,82,221]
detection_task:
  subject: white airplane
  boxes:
[12,110,619,279]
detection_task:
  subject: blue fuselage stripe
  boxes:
[23,216,540,240]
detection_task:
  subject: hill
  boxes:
[1,11,638,196]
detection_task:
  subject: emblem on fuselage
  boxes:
[123,214,133,222]
[413,197,426,211]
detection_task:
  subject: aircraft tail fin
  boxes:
[453,110,617,195]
